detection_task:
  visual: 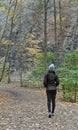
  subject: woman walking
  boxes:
[43,64,59,118]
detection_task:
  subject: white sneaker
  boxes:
[48,112,52,118]
[51,113,54,116]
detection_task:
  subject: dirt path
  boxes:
[0,84,78,130]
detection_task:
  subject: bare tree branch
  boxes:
[47,0,49,5]
[0,0,13,40]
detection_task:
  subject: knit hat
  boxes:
[48,63,55,71]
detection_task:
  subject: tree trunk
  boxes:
[53,0,57,46]
[53,0,58,66]
[7,0,17,83]
[44,0,48,72]
[0,45,9,82]
[0,0,12,40]
[19,67,23,87]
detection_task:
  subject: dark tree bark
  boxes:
[53,0,57,46]
[7,0,17,83]
[0,0,12,40]
[44,0,49,72]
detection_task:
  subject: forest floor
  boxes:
[0,83,78,130]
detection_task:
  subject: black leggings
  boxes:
[46,90,57,113]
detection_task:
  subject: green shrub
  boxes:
[57,49,78,102]
[23,80,43,88]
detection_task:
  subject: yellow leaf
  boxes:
[1,39,13,45]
